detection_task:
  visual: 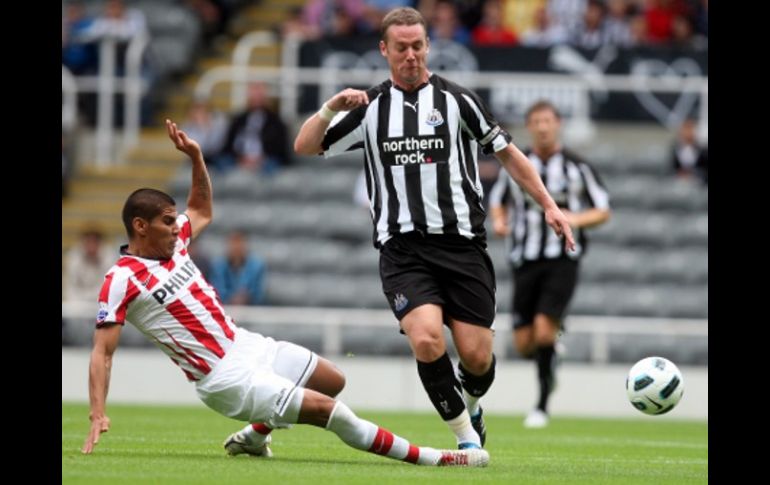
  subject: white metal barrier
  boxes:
[62,302,707,364]
[61,66,78,132]
[60,32,149,167]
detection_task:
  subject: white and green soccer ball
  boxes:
[626,356,684,415]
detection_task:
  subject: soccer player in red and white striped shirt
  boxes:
[81,119,488,468]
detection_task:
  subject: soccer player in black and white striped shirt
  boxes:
[295,7,575,450]
[489,100,611,428]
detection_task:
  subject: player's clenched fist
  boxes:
[327,89,369,112]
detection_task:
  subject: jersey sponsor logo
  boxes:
[425,108,444,127]
[380,135,449,166]
[404,100,419,113]
[151,260,199,305]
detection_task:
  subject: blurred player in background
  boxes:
[81,119,488,467]
[489,100,611,428]
[294,7,574,449]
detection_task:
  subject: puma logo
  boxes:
[404,100,419,113]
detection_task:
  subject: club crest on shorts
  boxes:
[96,307,109,324]
[425,108,444,127]
[393,293,409,312]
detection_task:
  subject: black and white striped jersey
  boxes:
[321,73,512,248]
[488,148,610,266]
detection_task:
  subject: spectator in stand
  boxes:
[572,0,605,49]
[429,0,471,45]
[79,0,153,126]
[62,223,114,345]
[501,0,545,41]
[520,6,569,47]
[210,231,267,306]
[472,0,519,46]
[670,118,707,185]
[693,0,707,38]
[363,1,416,35]
[220,82,290,174]
[285,0,368,40]
[329,5,367,37]
[547,0,587,40]
[62,1,98,75]
[670,14,706,49]
[181,101,230,170]
[643,0,675,43]
[627,12,648,46]
[602,0,633,46]
[85,0,148,63]
[184,0,226,44]
[65,224,115,303]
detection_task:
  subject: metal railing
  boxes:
[62,301,707,364]
[60,32,150,167]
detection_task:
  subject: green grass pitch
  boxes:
[62,402,707,484]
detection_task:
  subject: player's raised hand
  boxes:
[166,119,202,159]
[81,414,111,454]
[328,88,369,112]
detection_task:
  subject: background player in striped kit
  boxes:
[294,7,575,450]
[489,100,611,428]
[81,119,488,467]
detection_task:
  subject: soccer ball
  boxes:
[625,356,684,415]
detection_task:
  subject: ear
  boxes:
[379,39,387,57]
[132,217,148,236]
[425,36,430,54]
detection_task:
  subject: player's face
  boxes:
[146,206,180,260]
[526,109,561,150]
[380,24,429,90]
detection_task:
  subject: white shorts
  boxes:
[195,327,318,428]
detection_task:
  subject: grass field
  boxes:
[62,402,707,484]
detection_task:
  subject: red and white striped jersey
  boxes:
[96,214,238,382]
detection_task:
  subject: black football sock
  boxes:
[536,345,556,412]
[416,352,466,420]
[458,354,496,415]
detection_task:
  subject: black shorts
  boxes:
[379,232,496,328]
[511,258,579,330]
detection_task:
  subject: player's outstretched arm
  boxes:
[494,143,575,251]
[294,88,369,155]
[166,118,212,239]
[82,323,122,454]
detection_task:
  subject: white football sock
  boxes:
[241,422,272,444]
[325,401,436,465]
[446,410,480,446]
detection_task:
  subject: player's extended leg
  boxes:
[225,357,346,457]
[450,320,495,447]
[225,345,345,457]
[400,304,480,449]
[533,313,560,412]
[299,388,489,467]
[513,325,536,359]
[520,314,560,428]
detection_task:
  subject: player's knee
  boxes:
[459,348,492,374]
[410,334,444,361]
[328,367,346,397]
[298,391,337,427]
[533,326,558,347]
